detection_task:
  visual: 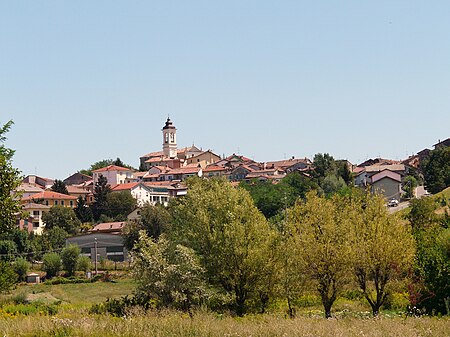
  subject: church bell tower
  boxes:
[162,117,177,158]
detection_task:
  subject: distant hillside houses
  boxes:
[15,116,449,237]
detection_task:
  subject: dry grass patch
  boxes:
[0,311,448,337]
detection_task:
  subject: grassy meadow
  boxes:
[0,279,449,337]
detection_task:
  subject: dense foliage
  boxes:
[0,120,22,233]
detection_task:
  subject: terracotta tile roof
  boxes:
[145,157,169,163]
[91,222,125,232]
[66,185,90,194]
[226,154,253,162]
[92,165,132,173]
[266,158,311,168]
[17,183,44,193]
[110,182,139,191]
[365,164,405,173]
[352,166,365,174]
[22,202,51,210]
[141,150,164,158]
[163,167,201,175]
[204,165,227,172]
[21,191,77,202]
[133,172,147,178]
[141,181,176,186]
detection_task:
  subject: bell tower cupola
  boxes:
[162,117,177,158]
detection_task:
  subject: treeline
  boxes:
[119,177,449,318]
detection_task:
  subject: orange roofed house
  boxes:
[19,191,77,234]
[92,165,135,186]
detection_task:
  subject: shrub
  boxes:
[42,253,61,279]
[14,257,30,282]
[61,245,80,276]
[77,255,91,272]
[0,261,17,292]
[0,240,18,262]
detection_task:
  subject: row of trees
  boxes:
[0,245,90,293]
[127,178,416,317]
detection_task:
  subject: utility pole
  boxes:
[94,237,98,275]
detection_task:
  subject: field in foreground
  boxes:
[1,311,449,337]
[0,280,449,337]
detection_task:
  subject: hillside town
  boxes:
[15,117,449,246]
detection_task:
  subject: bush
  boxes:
[0,240,18,262]
[61,245,80,276]
[77,255,91,272]
[14,257,30,282]
[0,261,17,292]
[42,253,61,279]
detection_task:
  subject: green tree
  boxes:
[321,174,348,197]
[42,206,81,235]
[282,172,319,200]
[113,157,124,167]
[105,191,137,221]
[336,161,354,185]
[51,179,68,195]
[14,257,30,282]
[170,178,276,316]
[91,175,111,221]
[74,196,93,223]
[288,192,351,318]
[0,120,22,234]
[79,159,114,176]
[0,240,18,262]
[348,192,415,316]
[77,255,91,273]
[0,228,32,255]
[80,158,135,176]
[414,227,450,315]
[312,153,336,179]
[407,197,439,231]
[0,261,17,292]
[132,232,208,313]
[403,175,418,199]
[42,253,61,278]
[422,146,450,194]
[61,245,81,276]
[240,180,294,219]
[123,203,172,250]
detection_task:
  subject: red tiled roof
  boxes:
[163,167,201,175]
[91,222,125,232]
[66,185,90,194]
[110,182,139,191]
[266,158,311,168]
[92,165,132,173]
[204,165,227,172]
[21,191,77,202]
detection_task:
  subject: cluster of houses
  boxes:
[15,117,449,262]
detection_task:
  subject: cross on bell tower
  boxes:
[162,117,177,158]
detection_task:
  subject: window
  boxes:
[61,200,65,206]
[54,200,58,206]
[33,222,39,228]
[45,200,49,206]
[70,200,74,207]
[33,211,40,216]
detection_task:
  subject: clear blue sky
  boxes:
[1,1,449,179]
